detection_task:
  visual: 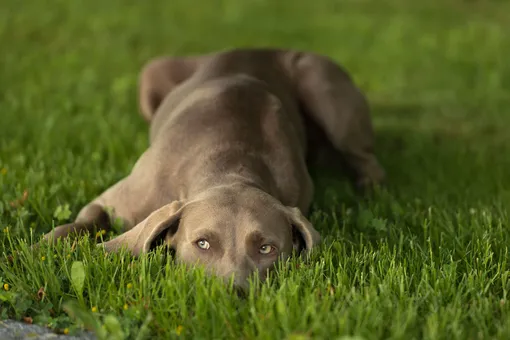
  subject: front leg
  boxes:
[42,203,112,244]
[286,51,385,191]
[42,156,160,245]
[43,144,175,245]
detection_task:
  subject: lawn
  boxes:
[1,0,510,339]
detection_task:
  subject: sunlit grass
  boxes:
[1,0,510,339]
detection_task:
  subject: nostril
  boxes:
[233,277,250,294]
[234,285,248,298]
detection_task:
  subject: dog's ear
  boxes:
[98,201,186,256]
[138,56,201,122]
[282,206,321,253]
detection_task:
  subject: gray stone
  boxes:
[0,320,96,340]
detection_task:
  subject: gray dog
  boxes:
[43,48,385,287]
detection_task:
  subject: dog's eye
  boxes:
[196,239,210,250]
[259,244,275,255]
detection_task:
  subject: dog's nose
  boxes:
[232,276,250,294]
[217,267,253,292]
[221,270,249,287]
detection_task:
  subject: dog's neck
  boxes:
[186,156,280,201]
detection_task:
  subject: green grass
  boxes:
[1,0,510,339]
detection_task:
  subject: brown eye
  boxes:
[196,239,210,250]
[259,244,275,255]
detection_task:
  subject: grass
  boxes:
[1,0,510,338]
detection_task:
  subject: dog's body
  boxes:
[44,49,385,286]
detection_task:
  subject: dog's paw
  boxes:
[354,163,386,194]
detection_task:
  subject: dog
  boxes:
[42,48,385,288]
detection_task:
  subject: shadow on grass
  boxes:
[309,102,509,246]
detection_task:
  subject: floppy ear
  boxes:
[98,201,186,256]
[283,206,321,253]
[138,56,201,122]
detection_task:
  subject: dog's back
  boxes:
[148,63,313,211]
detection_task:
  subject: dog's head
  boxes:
[100,186,320,288]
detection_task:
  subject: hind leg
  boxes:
[288,52,385,191]
[138,55,209,122]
